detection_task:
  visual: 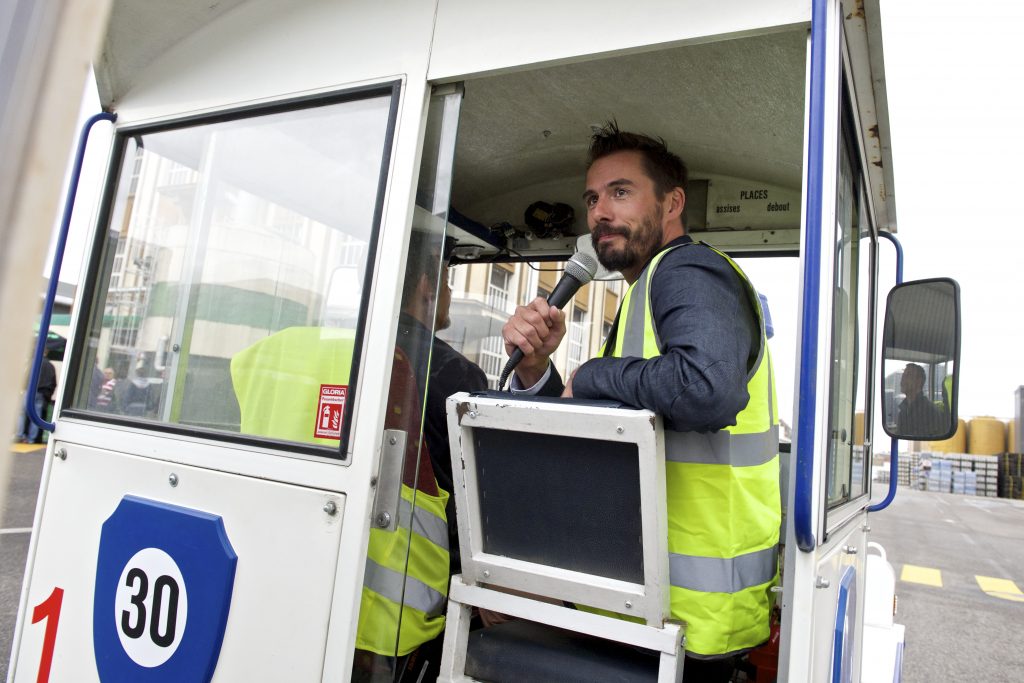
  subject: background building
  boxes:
[442,261,622,388]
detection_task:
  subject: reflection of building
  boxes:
[96,147,368,428]
[440,263,622,388]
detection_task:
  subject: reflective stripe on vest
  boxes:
[363,557,446,617]
[608,241,781,657]
[664,427,779,467]
[401,494,449,550]
[669,545,778,594]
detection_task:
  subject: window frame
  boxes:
[59,82,402,460]
[822,70,880,535]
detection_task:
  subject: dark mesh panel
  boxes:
[473,427,644,583]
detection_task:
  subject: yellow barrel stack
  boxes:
[967,417,1006,456]
[929,418,967,453]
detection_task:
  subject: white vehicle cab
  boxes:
[8,1,960,682]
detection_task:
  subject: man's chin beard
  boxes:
[596,244,636,272]
[596,239,660,273]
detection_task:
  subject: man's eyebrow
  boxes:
[581,178,635,200]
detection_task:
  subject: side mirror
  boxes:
[880,278,961,441]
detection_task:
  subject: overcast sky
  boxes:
[880,0,1024,420]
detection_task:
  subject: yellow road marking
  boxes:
[10,443,45,454]
[900,564,943,587]
[976,576,1024,603]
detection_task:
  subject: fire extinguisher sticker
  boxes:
[314,384,347,440]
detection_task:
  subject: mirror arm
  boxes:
[866,436,899,512]
[872,232,903,514]
[879,231,903,285]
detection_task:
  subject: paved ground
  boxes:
[868,488,1024,683]
[0,444,45,681]
[0,451,1021,681]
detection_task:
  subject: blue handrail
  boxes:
[867,231,903,513]
[793,0,829,553]
[26,111,116,433]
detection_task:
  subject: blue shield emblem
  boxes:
[94,496,237,682]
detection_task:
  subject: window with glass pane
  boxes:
[567,307,588,374]
[849,183,875,500]
[70,92,394,455]
[487,267,511,312]
[479,336,505,389]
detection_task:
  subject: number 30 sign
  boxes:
[94,497,237,682]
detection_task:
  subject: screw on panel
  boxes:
[624,600,633,609]
[482,570,490,579]
[815,576,830,589]
[168,473,179,487]
[324,501,338,516]
[388,435,397,445]
[468,411,478,419]
[54,448,67,460]
[376,512,392,528]
[616,426,624,434]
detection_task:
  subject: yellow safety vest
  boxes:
[356,485,449,656]
[231,328,449,656]
[602,243,781,657]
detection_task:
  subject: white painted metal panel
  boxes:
[780,0,846,678]
[12,442,345,682]
[807,519,868,683]
[50,420,350,492]
[108,0,436,124]
[429,0,810,81]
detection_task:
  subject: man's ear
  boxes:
[415,273,434,302]
[664,187,686,222]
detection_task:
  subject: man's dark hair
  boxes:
[587,120,688,196]
[401,230,449,307]
[904,363,926,383]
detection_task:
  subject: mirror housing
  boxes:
[880,278,961,441]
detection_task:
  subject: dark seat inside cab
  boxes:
[466,620,659,683]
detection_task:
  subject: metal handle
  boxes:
[371,429,407,532]
[26,111,116,433]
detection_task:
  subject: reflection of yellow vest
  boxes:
[230,326,356,446]
[231,330,449,656]
[602,244,781,657]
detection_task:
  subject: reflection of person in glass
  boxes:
[897,363,946,435]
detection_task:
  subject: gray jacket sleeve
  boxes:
[571,244,759,432]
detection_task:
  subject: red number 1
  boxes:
[31,587,63,683]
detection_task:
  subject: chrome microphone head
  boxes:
[565,251,598,284]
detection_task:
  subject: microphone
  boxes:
[498,251,599,390]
